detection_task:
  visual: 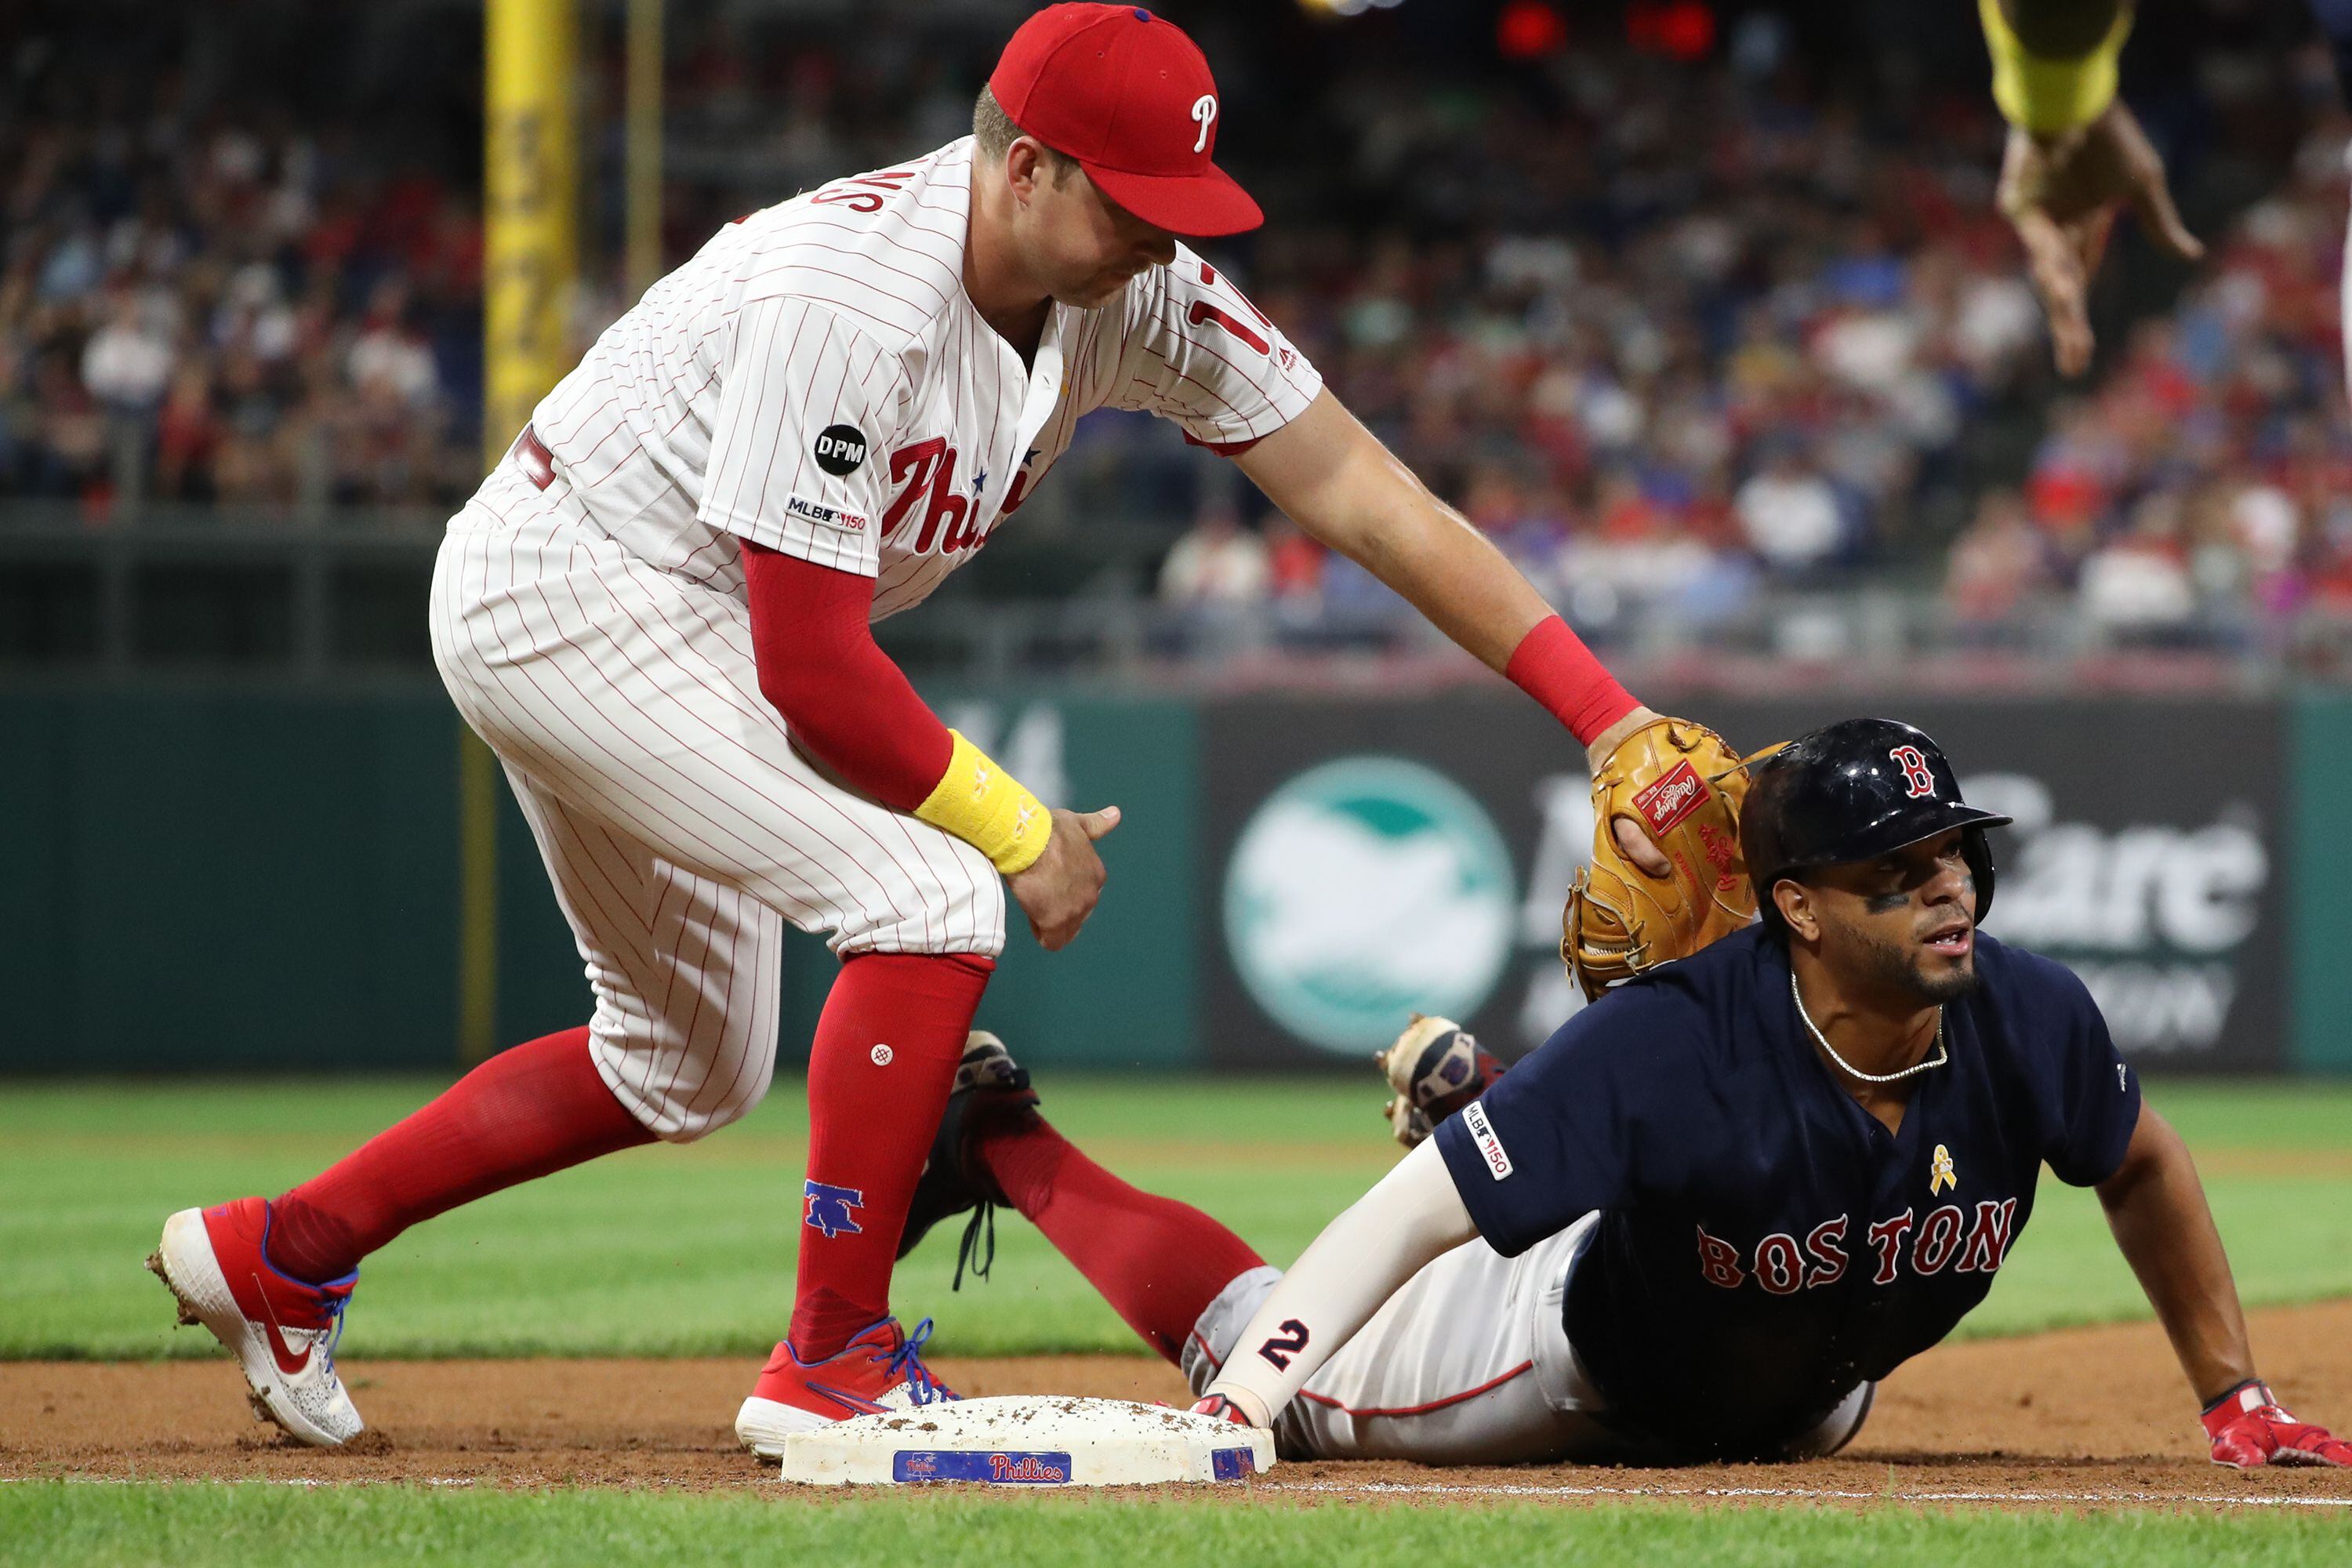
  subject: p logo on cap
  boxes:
[987,3,1262,236]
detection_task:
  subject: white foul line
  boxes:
[1261,1479,2352,1508]
[8,1475,2349,1508]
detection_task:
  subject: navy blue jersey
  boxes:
[1433,927,2139,1461]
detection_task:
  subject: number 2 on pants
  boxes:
[1256,1318,1311,1371]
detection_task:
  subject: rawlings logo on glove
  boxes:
[2201,1378,2352,1468]
[1565,717,1773,1000]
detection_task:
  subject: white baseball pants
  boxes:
[1182,1214,1874,1465]
[428,459,1005,1141]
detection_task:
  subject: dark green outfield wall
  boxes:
[0,683,2343,1074]
[1,690,463,1070]
[0,686,1198,1074]
[2293,690,2352,1073]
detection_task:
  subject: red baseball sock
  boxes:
[973,1119,1265,1365]
[789,953,994,1360]
[264,1026,653,1284]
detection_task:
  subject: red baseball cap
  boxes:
[988,4,1262,238]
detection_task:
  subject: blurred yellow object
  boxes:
[1978,0,2130,136]
[484,0,579,470]
[475,0,580,1062]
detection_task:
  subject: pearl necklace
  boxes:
[1791,971,1948,1085]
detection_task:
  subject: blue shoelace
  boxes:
[312,1292,350,1382]
[888,1317,956,1406]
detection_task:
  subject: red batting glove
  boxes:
[1190,1393,1256,1427]
[2201,1379,2352,1468]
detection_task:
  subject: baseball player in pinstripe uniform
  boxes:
[148,4,1681,1453]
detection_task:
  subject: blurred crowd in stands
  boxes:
[8,2,2352,659]
[1939,124,2352,649]
[1159,24,2070,646]
[1,90,484,514]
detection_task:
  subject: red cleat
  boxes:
[147,1199,362,1446]
[1189,1392,1258,1426]
[735,1316,957,1457]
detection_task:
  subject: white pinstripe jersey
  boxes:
[522,137,1323,621]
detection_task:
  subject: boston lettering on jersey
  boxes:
[1434,927,2138,1461]
[1691,1195,2019,1294]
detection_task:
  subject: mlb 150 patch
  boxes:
[784,494,869,533]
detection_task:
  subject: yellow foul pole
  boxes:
[484,0,578,470]
[467,0,579,1063]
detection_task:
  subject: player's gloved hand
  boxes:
[1007,805,1120,951]
[1374,1014,1506,1149]
[2201,1379,2352,1468]
[1189,1392,1258,1427]
[1566,717,1773,1000]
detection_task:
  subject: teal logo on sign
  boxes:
[1224,757,1517,1054]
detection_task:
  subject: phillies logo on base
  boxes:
[1210,1446,1258,1480]
[802,1180,866,1237]
[1633,761,1708,837]
[890,1450,1073,1484]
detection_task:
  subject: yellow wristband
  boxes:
[1980,0,2129,136]
[913,730,1052,876]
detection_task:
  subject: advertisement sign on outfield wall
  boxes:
[1203,695,2283,1073]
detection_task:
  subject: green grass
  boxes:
[4,1482,2348,1568]
[3,1076,2350,1362]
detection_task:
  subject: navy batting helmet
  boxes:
[1740,718,2012,935]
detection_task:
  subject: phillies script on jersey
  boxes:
[518,137,1322,620]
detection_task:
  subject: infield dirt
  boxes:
[6,1301,2350,1510]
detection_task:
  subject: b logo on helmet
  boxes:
[1891,745,1936,800]
[1191,94,1218,154]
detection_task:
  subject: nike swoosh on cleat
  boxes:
[249,1273,314,1377]
[802,1381,888,1416]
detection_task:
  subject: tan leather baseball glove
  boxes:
[1564,718,1772,999]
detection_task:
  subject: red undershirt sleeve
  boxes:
[739,540,954,814]
[1505,615,1641,748]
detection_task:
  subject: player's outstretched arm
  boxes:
[1193,1139,1476,1426]
[2096,1101,2350,1467]
[1236,393,1558,678]
[2095,1102,2254,1398]
[1236,390,1671,872]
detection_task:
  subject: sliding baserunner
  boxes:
[906,720,2348,1469]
